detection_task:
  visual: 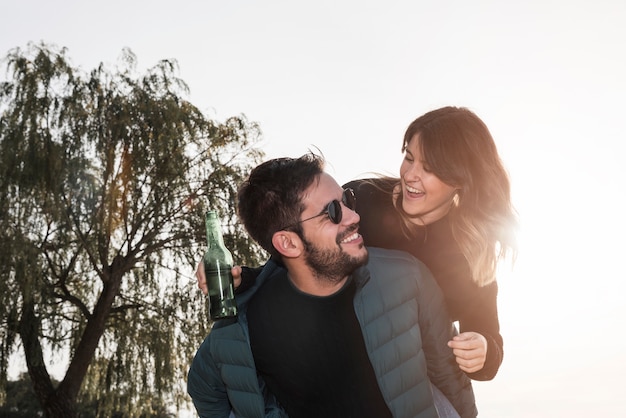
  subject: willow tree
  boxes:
[0,43,266,418]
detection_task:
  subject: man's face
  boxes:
[298,173,368,283]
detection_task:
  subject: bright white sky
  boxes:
[3,1,626,416]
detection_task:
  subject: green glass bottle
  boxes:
[203,210,238,320]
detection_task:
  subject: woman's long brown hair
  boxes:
[399,106,518,286]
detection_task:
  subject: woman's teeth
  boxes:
[406,185,424,195]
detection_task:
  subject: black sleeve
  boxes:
[458,281,504,381]
[427,246,504,382]
[235,265,264,294]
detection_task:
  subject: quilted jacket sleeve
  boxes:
[415,261,477,418]
[187,259,290,418]
[187,334,232,418]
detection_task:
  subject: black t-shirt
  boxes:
[247,271,392,418]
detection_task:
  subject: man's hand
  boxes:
[447,331,488,373]
[195,261,242,295]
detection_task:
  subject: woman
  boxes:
[197,106,517,381]
[343,106,517,380]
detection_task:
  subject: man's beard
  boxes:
[300,228,368,284]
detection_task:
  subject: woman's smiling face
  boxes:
[399,133,458,226]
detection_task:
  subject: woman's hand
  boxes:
[447,332,488,373]
[195,261,243,295]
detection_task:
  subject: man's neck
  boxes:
[285,264,349,296]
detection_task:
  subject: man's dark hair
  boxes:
[237,153,325,258]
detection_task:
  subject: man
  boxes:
[187,154,476,418]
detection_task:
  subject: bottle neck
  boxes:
[205,211,226,248]
[206,221,226,248]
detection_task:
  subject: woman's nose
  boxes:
[405,167,421,182]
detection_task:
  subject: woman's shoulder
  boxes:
[344,176,397,188]
[343,177,397,200]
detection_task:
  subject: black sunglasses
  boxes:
[282,188,356,230]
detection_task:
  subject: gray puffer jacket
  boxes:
[187,247,477,418]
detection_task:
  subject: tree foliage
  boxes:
[0,42,267,417]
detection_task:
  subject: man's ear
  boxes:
[271,230,302,258]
